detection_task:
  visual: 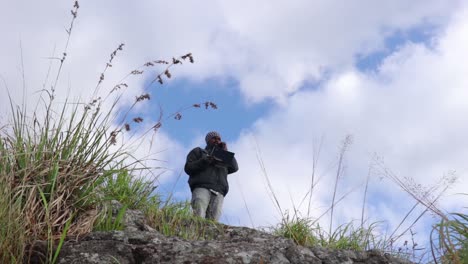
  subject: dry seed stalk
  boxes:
[107,52,217,145]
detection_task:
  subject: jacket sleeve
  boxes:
[227,156,239,174]
[184,148,209,176]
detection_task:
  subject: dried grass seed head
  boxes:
[164,69,172,78]
[135,93,150,102]
[131,70,144,75]
[153,122,162,132]
[204,101,218,109]
[181,53,194,63]
[133,117,143,123]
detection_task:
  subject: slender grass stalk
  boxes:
[253,137,283,220]
[307,136,323,218]
[361,163,372,229]
[329,135,352,239]
[52,215,73,264]
[235,178,255,228]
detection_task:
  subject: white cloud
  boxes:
[223,4,468,243]
[217,0,461,102]
[1,0,461,111]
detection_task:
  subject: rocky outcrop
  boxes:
[50,208,413,264]
[56,228,412,264]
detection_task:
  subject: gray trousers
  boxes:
[191,188,224,221]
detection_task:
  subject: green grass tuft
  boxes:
[273,213,381,251]
[431,201,468,264]
[145,200,224,240]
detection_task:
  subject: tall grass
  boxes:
[262,135,382,252]
[0,85,133,262]
[431,200,468,264]
[0,1,203,262]
[1,84,209,261]
[0,162,25,263]
[259,136,466,263]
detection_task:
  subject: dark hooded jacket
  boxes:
[184,145,238,196]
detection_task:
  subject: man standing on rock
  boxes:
[184,131,239,221]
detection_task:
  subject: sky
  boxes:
[1,0,467,254]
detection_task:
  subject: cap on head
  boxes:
[205,131,221,143]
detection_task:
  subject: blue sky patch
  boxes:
[356,24,437,72]
[126,77,275,147]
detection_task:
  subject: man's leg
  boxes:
[191,188,211,218]
[206,193,224,221]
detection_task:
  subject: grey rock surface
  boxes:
[30,203,414,263]
[56,229,413,264]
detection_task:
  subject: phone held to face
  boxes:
[217,142,226,150]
